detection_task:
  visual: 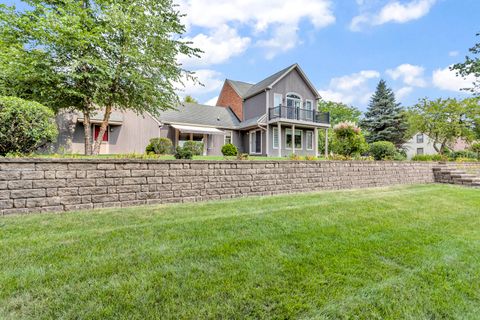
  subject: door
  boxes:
[286,94,301,120]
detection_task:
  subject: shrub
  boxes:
[331,122,368,157]
[456,157,479,163]
[0,96,58,156]
[174,146,193,160]
[412,154,446,161]
[221,143,238,156]
[146,137,172,155]
[288,153,303,160]
[393,152,407,161]
[450,150,478,160]
[471,142,480,159]
[369,141,396,160]
[305,155,318,161]
[236,153,249,160]
[183,141,204,156]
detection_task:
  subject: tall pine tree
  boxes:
[360,80,407,147]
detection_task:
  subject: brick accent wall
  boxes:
[0,159,437,215]
[216,81,244,120]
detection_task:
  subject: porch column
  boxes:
[314,127,318,158]
[266,124,269,157]
[324,128,329,158]
[203,134,207,156]
[189,133,193,141]
[175,129,180,147]
[277,122,282,157]
[292,124,295,154]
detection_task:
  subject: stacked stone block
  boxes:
[0,159,437,215]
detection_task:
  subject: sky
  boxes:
[3,0,479,110]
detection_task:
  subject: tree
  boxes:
[0,1,200,155]
[0,96,58,156]
[360,80,407,147]
[318,100,362,125]
[317,100,362,155]
[407,97,480,154]
[331,121,368,157]
[452,32,480,95]
[183,95,198,104]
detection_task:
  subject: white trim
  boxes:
[306,131,314,150]
[272,127,279,149]
[286,92,303,101]
[285,128,293,150]
[294,129,303,150]
[249,129,263,155]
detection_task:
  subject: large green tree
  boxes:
[452,32,480,95]
[317,100,362,125]
[360,80,407,147]
[0,0,199,155]
[407,97,480,154]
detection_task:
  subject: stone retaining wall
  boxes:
[0,159,437,215]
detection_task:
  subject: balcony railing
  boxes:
[269,106,330,124]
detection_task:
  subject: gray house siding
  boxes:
[267,125,316,157]
[57,110,160,154]
[243,91,266,122]
[268,68,318,109]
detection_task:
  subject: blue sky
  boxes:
[3,0,479,110]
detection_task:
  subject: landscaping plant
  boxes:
[183,141,204,156]
[0,96,58,156]
[331,121,368,157]
[369,141,397,160]
[145,138,173,155]
[174,146,193,160]
[221,143,238,156]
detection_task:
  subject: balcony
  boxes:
[268,106,330,125]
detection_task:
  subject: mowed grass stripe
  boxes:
[0,184,479,319]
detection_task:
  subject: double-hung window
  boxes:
[416,133,424,144]
[285,129,293,149]
[224,131,232,145]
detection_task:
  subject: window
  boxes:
[417,148,424,155]
[286,93,302,120]
[295,129,302,149]
[273,93,282,117]
[273,127,279,149]
[224,131,232,145]
[94,125,109,142]
[416,133,424,144]
[285,128,293,149]
[305,100,314,120]
[250,130,262,154]
[306,131,313,150]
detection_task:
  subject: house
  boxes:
[56,63,331,156]
[403,133,440,159]
[403,133,469,159]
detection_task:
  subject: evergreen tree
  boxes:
[360,80,407,147]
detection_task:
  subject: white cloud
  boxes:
[396,86,414,100]
[204,96,219,106]
[319,70,380,106]
[386,64,427,87]
[449,51,459,57]
[350,0,437,31]
[178,0,335,59]
[177,69,224,96]
[179,26,251,67]
[432,66,476,92]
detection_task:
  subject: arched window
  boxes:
[286,93,302,120]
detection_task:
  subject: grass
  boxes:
[1,184,480,319]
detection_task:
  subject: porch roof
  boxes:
[171,124,226,135]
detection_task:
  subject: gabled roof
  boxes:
[241,63,321,100]
[157,103,240,129]
[226,79,253,98]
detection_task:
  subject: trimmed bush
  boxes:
[412,154,445,161]
[183,141,204,156]
[145,137,172,155]
[450,150,478,160]
[0,96,58,156]
[331,122,368,157]
[369,141,396,160]
[174,146,193,160]
[221,143,238,156]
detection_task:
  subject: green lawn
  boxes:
[1,185,480,319]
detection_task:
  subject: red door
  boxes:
[94,126,109,142]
